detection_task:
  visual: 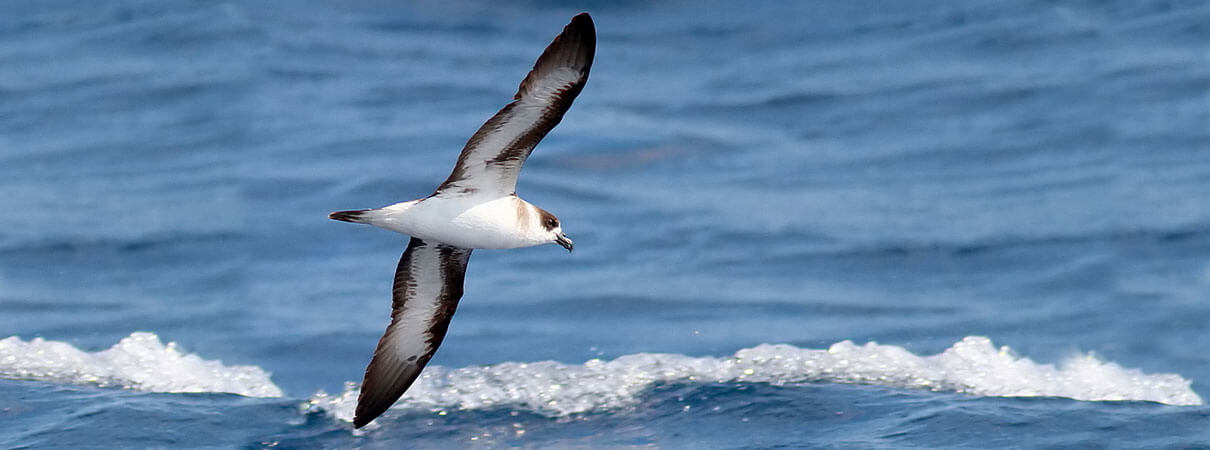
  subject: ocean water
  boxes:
[2,0,1209,448]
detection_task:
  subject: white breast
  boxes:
[365,195,541,249]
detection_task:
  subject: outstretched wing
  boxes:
[354,238,473,428]
[436,13,595,196]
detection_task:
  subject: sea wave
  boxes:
[0,332,282,398]
[1,331,1196,424]
[307,336,1202,425]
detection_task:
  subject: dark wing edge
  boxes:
[436,13,596,195]
[353,238,473,428]
[515,12,596,103]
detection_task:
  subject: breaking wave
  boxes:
[2,331,1198,424]
[0,332,283,398]
[307,336,1202,424]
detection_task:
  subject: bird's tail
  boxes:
[330,200,418,225]
[329,209,370,223]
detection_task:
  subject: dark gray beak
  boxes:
[555,233,574,252]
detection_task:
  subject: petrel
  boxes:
[328,13,594,428]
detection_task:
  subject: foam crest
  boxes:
[0,332,283,398]
[307,336,1201,423]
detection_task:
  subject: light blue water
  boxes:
[2,1,1210,447]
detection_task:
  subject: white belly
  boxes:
[368,196,540,249]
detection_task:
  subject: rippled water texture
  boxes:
[2,1,1209,447]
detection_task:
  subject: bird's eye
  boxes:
[546,218,558,228]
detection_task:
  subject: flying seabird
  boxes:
[328,13,595,428]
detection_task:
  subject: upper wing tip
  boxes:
[508,11,596,103]
[570,12,594,29]
[566,12,596,50]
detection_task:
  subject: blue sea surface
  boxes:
[2,1,1210,448]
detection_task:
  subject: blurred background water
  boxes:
[1,0,1209,447]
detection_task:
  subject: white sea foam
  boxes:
[307,336,1201,424]
[0,332,283,398]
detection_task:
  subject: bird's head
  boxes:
[536,209,573,252]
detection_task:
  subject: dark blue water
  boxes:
[2,1,1210,447]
